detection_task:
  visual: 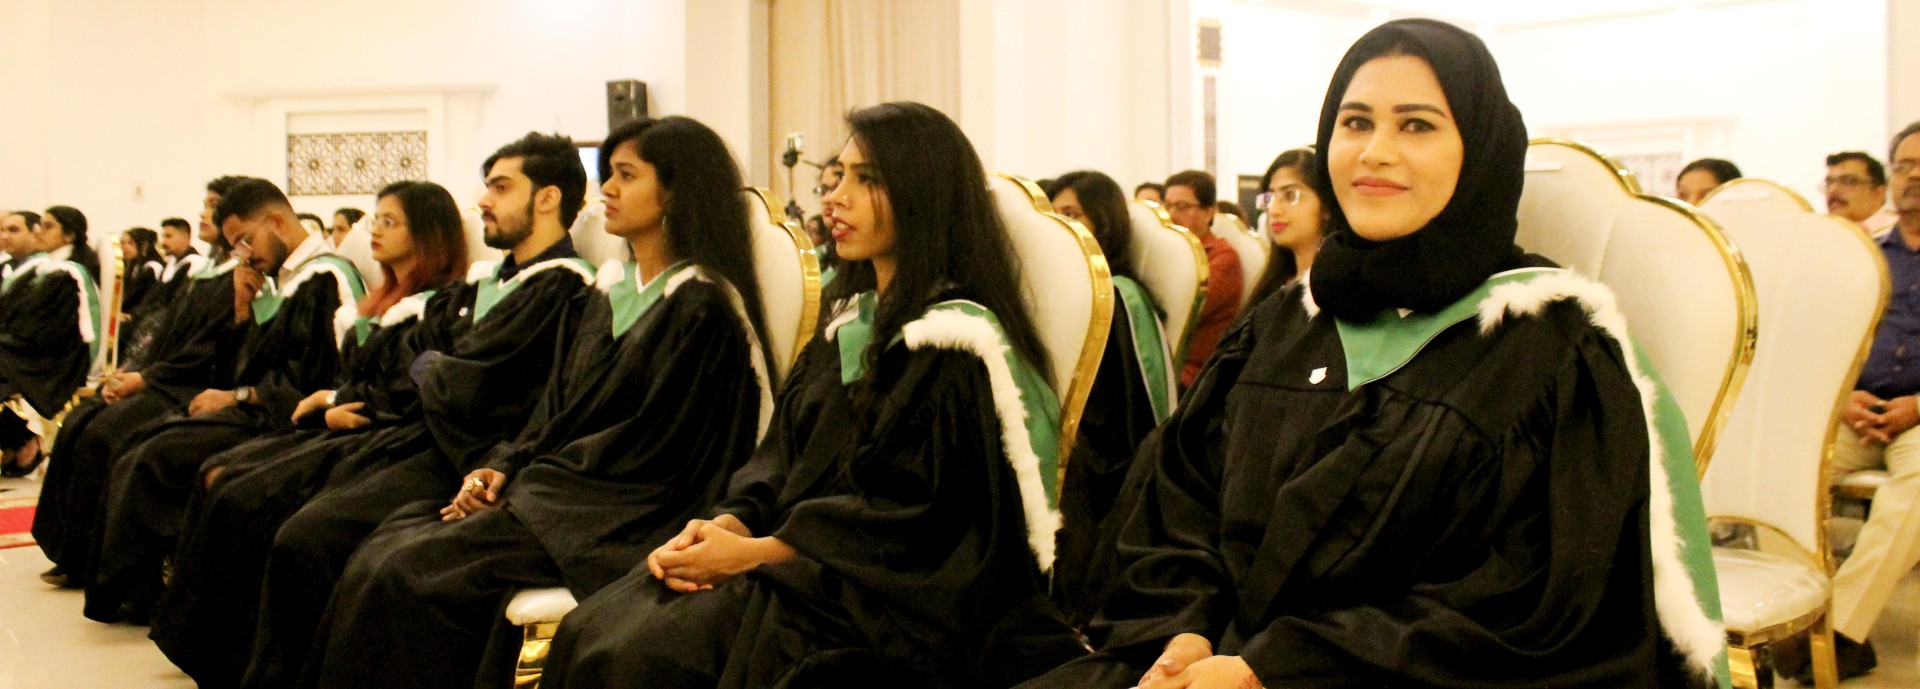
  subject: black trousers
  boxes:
[32,392,176,582]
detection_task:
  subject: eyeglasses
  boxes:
[1164,201,1202,213]
[373,216,405,230]
[1895,161,1919,177]
[1257,187,1308,208]
[1822,175,1876,191]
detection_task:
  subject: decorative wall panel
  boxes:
[287,131,428,195]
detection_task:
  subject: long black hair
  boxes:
[600,116,772,362]
[1046,170,1136,280]
[44,205,100,279]
[831,101,1052,386]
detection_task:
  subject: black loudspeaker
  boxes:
[607,79,648,131]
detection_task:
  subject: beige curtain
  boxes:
[769,0,960,217]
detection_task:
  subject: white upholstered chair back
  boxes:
[1129,200,1208,369]
[1516,138,1758,477]
[742,188,822,382]
[335,219,384,292]
[1209,213,1267,310]
[568,201,628,267]
[990,173,1113,469]
[93,231,120,374]
[1698,179,1886,555]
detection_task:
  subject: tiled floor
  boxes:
[3,472,1920,688]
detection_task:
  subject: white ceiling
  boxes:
[1234,0,1772,29]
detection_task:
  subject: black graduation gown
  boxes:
[0,257,94,416]
[123,252,207,368]
[1054,282,1168,628]
[33,261,246,583]
[1018,280,1717,688]
[150,287,466,689]
[84,263,355,621]
[540,301,1085,689]
[242,257,596,689]
[117,259,163,356]
[306,271,766,689]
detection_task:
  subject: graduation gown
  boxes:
[0,253,101,417]
[305,261,769,689]
[122,253,199,368]
[83,254,365,621]
[242,250,597,689]
[149,286,465,688]
[33,258,245,583]
[1019,267,1729,689]
[541,291,1086,689]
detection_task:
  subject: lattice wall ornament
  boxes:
[287,131,428,196]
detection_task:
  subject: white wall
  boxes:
[0,0,759,244]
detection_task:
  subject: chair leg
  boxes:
[1729,643,1761,689]
[513,622,560,689]
[1808,612,1841,689]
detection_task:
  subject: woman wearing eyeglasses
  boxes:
[1246,148,1330,309]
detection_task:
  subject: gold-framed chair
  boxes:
[1696,179,1887,688]
[504,188,823,689]
[1516,138,1758,478]
[990,172,1114,488]
[1209,213,1267,311]
[1127,200,1207,394]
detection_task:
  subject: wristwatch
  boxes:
[235,386,255,405]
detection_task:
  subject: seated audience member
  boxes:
[84,179,364,623]
[40,206,101,280]
[238,132,600,689]
[0,208,101,477]
[32,178,254,590]
[1246,147,1329,308]
[150,179,469,688]
[156,217,206,295]
[119,217,208,366]
[0,209,16,272]
[539,101,1086,689]
[116,227,165,355]
[1776,120,1920,682]
[304,115,774,689]
[327,207,365,249]
[1044,170,1178,628]
[1164,169,1242,389]
[1134,181,1165,204]
[1826,150,1898,235]
[295,213,325,240]
[1020,19,1725,688]
[0,212,39,282]
[1676,157,1741,206]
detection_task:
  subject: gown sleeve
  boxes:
[0,270,91,414]
[248,274,348,428]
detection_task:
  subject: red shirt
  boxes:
[1182,232,1243,388]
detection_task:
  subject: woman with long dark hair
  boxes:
[1043,169,1178,628]
[147,179,470,687]
[1021,19,1724,688]
[0,209,101,476]
[115,227,166,360]
[299,115,775,689]
[1244,147,1330,309]
[41,205,100,280]
[538,101,1084,689]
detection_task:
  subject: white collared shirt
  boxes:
[49,244,73,262]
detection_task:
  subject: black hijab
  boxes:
[1307,19,1528,321]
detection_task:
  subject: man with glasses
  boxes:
[1164,169,1242,389]
[1825,151,1897,235]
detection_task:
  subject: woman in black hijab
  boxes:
[1018,19,1727,688]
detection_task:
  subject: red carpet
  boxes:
[0,497,35,549]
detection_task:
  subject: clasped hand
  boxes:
[1847,391,1919,445]
[646,514,793,593]
[441,468,506,521]
[1138,633,1262,689]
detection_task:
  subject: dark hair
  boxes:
[212,179,292,228]
[1679,158,1742,186]
[1217,200,1245,220]
[1893,121,1920,164]
[159,217,191,233]
[206,175,255,197]
[361,181,469,317]
[334,207,366,226]
[296,212,323,227]
[1164,170,1216,206]
[1253,147,1326,293]
[122,227,162,266]
[1134,182,1166,197]
[44,205,99,278]
[601,116,772,362]
[1047,170,1137,280]
[1826,152,1887,187]
[833,101,1052,387]
[483,132,588,227]
[10,211,40,232]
